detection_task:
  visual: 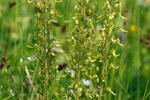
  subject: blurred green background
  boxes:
[0,0,150,100]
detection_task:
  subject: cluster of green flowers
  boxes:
[28,0,126,99]
[28,0,58,99]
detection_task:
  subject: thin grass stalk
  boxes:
[42,0,48,99]
[44,5,48,100]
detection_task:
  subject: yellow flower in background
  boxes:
[138,0,150,6]
[143,0,150,4]
[130,25,138,32]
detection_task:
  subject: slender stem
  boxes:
[99,35,108,100]
[44,3,48,100]
[76,64,80,100]
[99,57,105,100]
[99,84,104,100]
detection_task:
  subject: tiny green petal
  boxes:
[28,0,33,3]
[112,49,120,57]
[107,87,116,96]
[110,63,119,69]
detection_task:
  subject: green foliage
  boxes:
[0,0,150,100]
[27,0,126,99]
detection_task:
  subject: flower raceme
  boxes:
[28,0,126,99]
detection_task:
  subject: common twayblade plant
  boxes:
[28,0,59,99]
[28,0,126,99]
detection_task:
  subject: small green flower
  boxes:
[112,49,120,57]
[28,0,33,3]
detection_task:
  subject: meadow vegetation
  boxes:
[0,0,150,100]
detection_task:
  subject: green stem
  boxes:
[76,65,80,100]
[99,83,104,100]
[99,59,105,100]
[99,33,108,100]
[44,3,48,100]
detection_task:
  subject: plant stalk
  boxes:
[76,65,80,100]
[44,3,48,100]
[99,35,108,100]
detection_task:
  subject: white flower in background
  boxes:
[70,89,74,93]
[65,69,75,75]
[50,34,54,40]
[20,58,23,63]
[138,0,150,7]
[96,24,103,32]
[56,58,64,62]
[82,79,90,86]
[70,70,75,75]
[10,89,15,96]
[27,56,37,61]
[52,47,64,53]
